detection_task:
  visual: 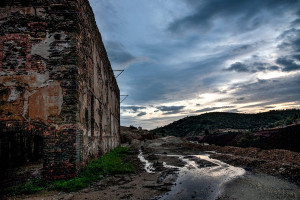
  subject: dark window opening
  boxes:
[85,109,89,130]
[91,94,95,137]
[0,130,44,190]
[0,132,43,170]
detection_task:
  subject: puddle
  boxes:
[205,150,233,156]
[158,154,245,200]
[138,150,155,173]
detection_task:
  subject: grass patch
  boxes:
[9,147,135,195]
[10,179,46,195]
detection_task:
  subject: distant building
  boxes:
[0,0,120,179]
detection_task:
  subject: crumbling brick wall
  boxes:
[0,0,120,179]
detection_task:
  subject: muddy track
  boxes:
[140,137,300,200]
[6,137,300,200]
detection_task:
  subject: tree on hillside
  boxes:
[293,113,299,121]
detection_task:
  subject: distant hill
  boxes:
[151,109,300,137]
[185,124,300,152]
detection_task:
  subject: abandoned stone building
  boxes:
[0,0,120,179]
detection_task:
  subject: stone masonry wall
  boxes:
[0,0,120,179]
[76,0,120,164]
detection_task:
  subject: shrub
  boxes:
[237,133,260,148]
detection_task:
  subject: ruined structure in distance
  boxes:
[0,0,120,179]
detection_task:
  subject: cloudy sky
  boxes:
[90,0,300,129]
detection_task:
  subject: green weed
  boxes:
[10,179,46,195]
[9,147,135,194]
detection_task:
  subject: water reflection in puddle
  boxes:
[159,154,245,200]
[138,150,155,173]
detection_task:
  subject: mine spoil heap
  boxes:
[0,0,120,180]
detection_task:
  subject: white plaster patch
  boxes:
[36,8,47,18]
[7,88,22,102]
[22,90,32,117]
[31,33,54,59]
[2,80,16,87]
[31,32,68,59]
[31,71,50,87]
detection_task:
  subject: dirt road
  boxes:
[142,137,300,200]
[8,137,300,200]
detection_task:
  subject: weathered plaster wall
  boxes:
[76,0,120,164]
[0,0,120,179]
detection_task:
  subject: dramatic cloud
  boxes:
[278,28,300,53]
[90,0,300,129]
[265,106,276,109]
[121,106,146,113]
[236,97,245,101]
[276,57,300,72]
[105,41,137,65]
[195,106,235,113]
[226,62,249,72]
[169,0,298,34]
[156,106,185,115]
[225,62,281,73]
[293,54,300,61]
[137,112,147,117]
[230,75,300,106]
